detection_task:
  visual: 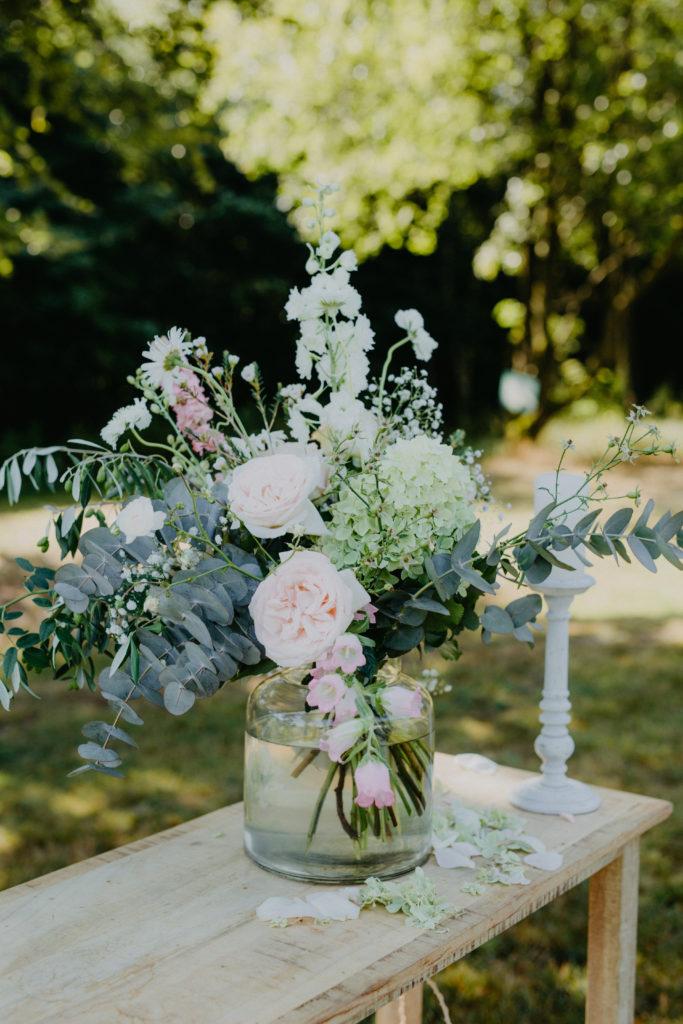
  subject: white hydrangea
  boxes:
[101,398,152,448]
[323,434,477,581]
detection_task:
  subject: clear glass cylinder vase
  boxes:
[243,672,434,882]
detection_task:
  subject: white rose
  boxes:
[228,451,328,539]
[115,497,166,543]
[249,551,370,667]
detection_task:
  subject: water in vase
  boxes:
[243,718,433,882]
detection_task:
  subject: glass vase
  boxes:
[243,672,434,882]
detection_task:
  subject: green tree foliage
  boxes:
[0,0,301,458]
[203,0,683,426]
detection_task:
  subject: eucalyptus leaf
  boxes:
[77,742,122,766]
[408,596,450,615]
[654,509,683,542]
[8,459,22,504]
[53,582,90,614]
[100,692,144,725]
[627,535,657,573]
[506,593,543,626]
[654,534,683,569]
[523,558,552,584]
[45,453,59,484]
[480,606,513,634]
[603,507,633,538]
[163,680,196,715]
[82,721,138,748]
[525,501,556,540]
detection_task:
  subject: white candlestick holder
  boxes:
[509,472,601,816]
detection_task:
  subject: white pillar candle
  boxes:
[533,471,592,583]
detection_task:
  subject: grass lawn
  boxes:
[1,425,681,1023]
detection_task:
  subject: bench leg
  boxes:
[375,983,423,1024]
[586,838,640,1024]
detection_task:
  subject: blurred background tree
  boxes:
[1,0,681,459]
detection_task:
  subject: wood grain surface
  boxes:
[0,757,671,1024]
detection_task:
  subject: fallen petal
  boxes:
[453,753,498,774]
[434,847,476,869]
[518,834,547,853]
[524,851,564,871]
[304,891,361,920]
[256,896,313,921]
[558,811,576,823]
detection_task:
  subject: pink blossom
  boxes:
[191,427,227,455]
[354,602,378,624]
[333,685,359,724]
[174,367,206,400]
[382,685,422,719]
[354,759,395,809]
[328,633,366,674]
[173,394,213,436]
[319,718,365,762]
[306,673,346,713]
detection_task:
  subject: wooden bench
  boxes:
[0,756,671,1023]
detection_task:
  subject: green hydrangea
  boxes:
[323,435,476,587]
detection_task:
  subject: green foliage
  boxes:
[202,0,683,423]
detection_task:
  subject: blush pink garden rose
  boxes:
[228,450,327,539]
[248,551,370,667]
[354,759,396,809]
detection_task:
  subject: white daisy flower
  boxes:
[140,326,192,395]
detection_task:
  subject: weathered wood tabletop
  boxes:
[0,756,671,1024]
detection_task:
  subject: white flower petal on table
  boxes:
[452,753,498,774]
[256,896,313,921]
[434,847,477,870]
[524,851,564,871]
[304,891,361,920]
[516,834,547,854]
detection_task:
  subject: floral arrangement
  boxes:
[1,184,681,854]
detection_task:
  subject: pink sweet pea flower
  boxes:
[382,685,422,719]
[319,719,365,762]
[306,673,346,713]
[354,759,395,809]
[329,633,365,674]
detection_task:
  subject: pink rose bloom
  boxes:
[328,633,366,674]
[228,451,327,539]
[319,718,365,762]
[306,673,346,713]
[249,551,370,667]
[381,685,422,719]
[333,685,359,725]
[354,760,396,809]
